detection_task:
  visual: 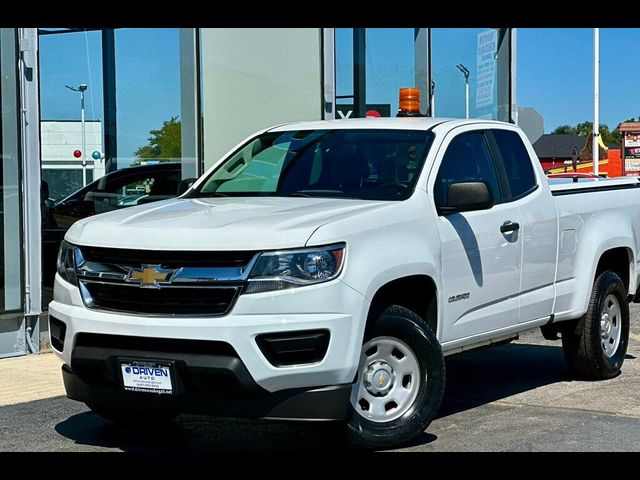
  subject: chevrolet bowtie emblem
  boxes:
[128,265,171,288]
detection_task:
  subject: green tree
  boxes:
[552,120,622,146]
[134,116,182,164]
[552,124,576,135]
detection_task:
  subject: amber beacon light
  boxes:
[397,88,424,117]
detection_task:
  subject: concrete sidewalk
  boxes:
[0,353,64,407]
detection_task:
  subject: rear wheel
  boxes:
[346,305,445,449]
[562,271,629,379]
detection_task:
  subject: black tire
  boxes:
[562,271,630,379]
[88,404,178,428]
[346,305,445,449]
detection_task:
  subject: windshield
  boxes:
[188,129,434,201]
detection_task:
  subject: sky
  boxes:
[518,28,640,132]
[38,28,640,166]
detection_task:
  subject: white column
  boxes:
[81,89,86,186]
[18,28,42,317]
[322,28,336,120]
[465,78,470,119]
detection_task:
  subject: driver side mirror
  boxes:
[439,181,494,215]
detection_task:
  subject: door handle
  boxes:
[500,221,520,234]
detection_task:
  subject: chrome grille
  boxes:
[75,246,258,316]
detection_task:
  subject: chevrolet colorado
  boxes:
[49,118,639,448]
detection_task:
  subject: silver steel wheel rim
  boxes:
[350,336,422,423]
[600,294,622,358]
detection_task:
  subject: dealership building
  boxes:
[0,28,516,357]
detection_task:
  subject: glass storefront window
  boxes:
[335,28,354,115]
[39,30,104,199]
[365,28,415,117]
[114,28,183,170]
[38,28,200,305]
[431,28,511,121]
[336,28,512,121]
[0,29,22,312]
[336,28,416,118]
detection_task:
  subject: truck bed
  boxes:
[549,176,640,195]
[550,175,640,322]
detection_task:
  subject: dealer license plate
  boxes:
[120,361,173,394]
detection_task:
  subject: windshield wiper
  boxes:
[198,192,229,197]
[287,190,356,199]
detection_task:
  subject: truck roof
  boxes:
[268,117,512,132]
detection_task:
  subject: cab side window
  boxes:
[491,129,537,198]
[434,131,501,209]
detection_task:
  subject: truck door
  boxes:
[432,129,522,343]
[489,128,557,323]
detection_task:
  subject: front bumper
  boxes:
[50,273,368,417]
[62,359,351,421]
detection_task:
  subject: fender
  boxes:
[306,193,443,339]
[555,207,637,321]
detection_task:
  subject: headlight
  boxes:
[56,240,78,286]
[245,243,345,294]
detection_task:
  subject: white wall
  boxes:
[200,28,323,169]
[517,106,544,144]
[40,120,104,178]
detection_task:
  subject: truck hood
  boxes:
[65,197,392,250]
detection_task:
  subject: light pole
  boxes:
[593,28,600,177]
[66,83,88,186]
[456,64,470,119]
[431,80,436,117]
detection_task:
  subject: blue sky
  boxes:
[39,28,180,166]
[38,28,640,166]
[518,28,640,131]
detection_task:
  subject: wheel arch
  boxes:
[567,211,637,318]
[595,246,633,292]
[365,274,439,340]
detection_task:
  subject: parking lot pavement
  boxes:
[1,306,640,452]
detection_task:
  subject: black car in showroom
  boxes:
[42,162,195,301]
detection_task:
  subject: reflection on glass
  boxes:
[38,28,196,305]
[431,28,510,121]
[365,28,415,117]
[335,28,416,118]
[335,28,355,115]
[191,129,434,201]
[39,30,104,200]
[115,28,182,170]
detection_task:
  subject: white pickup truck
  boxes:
[49,118,639,448]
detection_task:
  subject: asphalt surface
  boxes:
[2,306,640,452]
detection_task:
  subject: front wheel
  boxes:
[562,271,630,379]
[346,305,445,449]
